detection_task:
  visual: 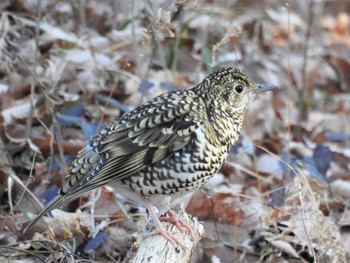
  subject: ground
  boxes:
[0,0,350,262]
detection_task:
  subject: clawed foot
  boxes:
[142,210,195,249]
[142,225,186,249]
[159,210,195,240]
[142,198,193,249]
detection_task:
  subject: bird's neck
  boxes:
[204,111,243,151]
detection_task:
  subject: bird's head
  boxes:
[197,67,277,117]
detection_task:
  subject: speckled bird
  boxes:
[23,67,276,244]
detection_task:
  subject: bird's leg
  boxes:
[142,197,186,249]
[159,210,195,240]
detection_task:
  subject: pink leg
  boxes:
[160,210,195,240]
[142,197,186,249]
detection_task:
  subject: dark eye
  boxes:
[235,85,244,94]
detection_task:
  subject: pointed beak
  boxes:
[254,83,279,93]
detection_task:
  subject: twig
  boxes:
[299,0,315,121]
[295,168,317,263]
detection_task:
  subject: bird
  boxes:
[23,67,277,246]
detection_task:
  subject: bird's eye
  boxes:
[235,85,244,94]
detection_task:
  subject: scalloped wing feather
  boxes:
[61,90,205,196]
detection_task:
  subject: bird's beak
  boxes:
[254,84,279,93]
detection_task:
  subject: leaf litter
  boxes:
[0,0,349,262]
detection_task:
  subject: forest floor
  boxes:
[0,0,350,262]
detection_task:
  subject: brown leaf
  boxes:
[319,200,344,216]
[186,190,212,220]
[325,55,350,90]
[186,190,244,225]
[32,134,85,157]
[212,193,245,225]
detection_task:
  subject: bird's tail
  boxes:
[22,194,66,234]
[22,180,103,234]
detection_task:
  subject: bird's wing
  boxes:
[23,90,205,233]
[66,89,205,191]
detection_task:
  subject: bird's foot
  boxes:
[160,210,195,240]
[142,224,186,249]
[142,197,187,249]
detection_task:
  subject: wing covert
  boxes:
[63,89,205,196]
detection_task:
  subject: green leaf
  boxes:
[118,18,133,31]
[202,47,213,73]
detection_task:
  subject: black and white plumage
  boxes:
[23,67,276,241]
